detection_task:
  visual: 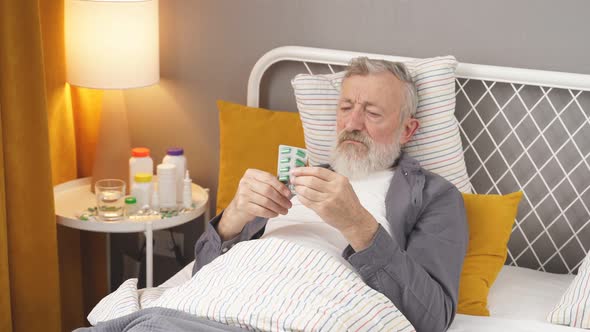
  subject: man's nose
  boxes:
[345,108,365,131]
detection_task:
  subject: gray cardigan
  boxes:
[192,152,468,332]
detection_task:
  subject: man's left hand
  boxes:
[291,167,379,251]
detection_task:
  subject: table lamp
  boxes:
[65,0,159,191]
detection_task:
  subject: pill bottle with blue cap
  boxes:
[162,147,186,204]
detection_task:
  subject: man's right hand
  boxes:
[217,169,293,241]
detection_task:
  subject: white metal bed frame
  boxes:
[246,46,590,274]
[247,46,590,106]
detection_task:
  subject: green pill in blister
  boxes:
[277,144,308,195]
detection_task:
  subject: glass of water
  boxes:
[95,179,126,221]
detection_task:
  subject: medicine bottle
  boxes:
[162,148,186,203]
[129,148,153,189]
[157,163,177,209]
[131,173,153,208]
[124,196,139,217]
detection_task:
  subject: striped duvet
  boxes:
[88,238,414,332]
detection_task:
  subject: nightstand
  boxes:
[53,177,210,288]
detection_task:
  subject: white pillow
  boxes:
[87,278,140,325]
[547,253,590,328]
[291,56,473,193]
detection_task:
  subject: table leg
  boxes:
[145,221,153,288]
[106,233,111,292]
[204,188,211,230]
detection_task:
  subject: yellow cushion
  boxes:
[458,191,523,316]
[216,100,306,214]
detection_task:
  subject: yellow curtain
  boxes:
[38,0,84,329]
[0,0,62,330]
[1,0,106,331]
[0,104,12,332]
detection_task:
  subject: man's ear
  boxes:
[399,118,420,145]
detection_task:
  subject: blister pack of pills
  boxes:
[277,144,308,194]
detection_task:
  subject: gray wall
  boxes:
[112,0,590,285]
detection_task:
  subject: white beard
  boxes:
[330,129,402,180]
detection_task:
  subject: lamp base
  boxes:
[91,90,132,193]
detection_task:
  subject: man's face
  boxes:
[330,72,417,179]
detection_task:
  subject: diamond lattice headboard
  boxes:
[248,46,590,274]
[455,79,590,274]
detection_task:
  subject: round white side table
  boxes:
[54,177,210,288]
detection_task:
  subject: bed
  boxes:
[158,262,585,331]
[89,46,590,331]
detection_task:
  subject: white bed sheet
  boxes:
[488,265,575,321]
[160,262,584,331]
[448,265,584,331]
[449,314,584,332]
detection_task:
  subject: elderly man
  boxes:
[193,58,468,332]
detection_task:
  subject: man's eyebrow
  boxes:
[339,99,381,109]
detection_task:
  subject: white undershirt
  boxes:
[262,169,394,264]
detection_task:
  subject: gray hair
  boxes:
[344,57,418,121]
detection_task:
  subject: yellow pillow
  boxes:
[216,100,306,214]
[458,191,523,316]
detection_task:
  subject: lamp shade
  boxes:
[65,0,159,89]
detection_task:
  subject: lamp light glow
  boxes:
[65,0,159,89]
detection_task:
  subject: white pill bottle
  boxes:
[129,147,153,189]
[157,163,177,208]
[162,147,186,203]
[131,173,153,208]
